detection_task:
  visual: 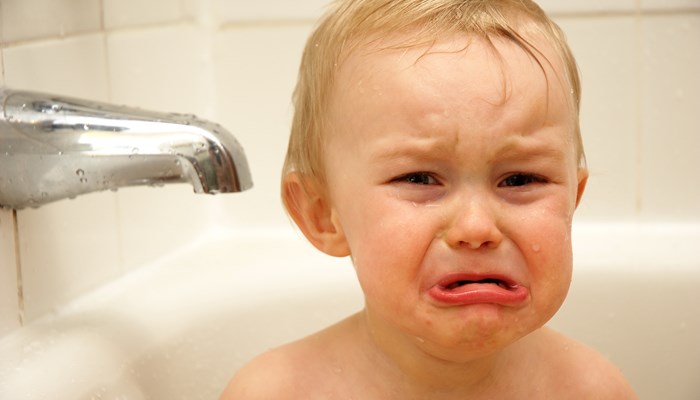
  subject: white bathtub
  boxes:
[1,223,698,399]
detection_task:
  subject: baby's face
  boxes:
[323,32,586,359]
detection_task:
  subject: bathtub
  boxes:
[0,223,698,399]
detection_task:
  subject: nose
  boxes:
[442,192,503,250]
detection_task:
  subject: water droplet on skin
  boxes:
[532,244,541,253]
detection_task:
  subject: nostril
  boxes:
[456,237,499,250]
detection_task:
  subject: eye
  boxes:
[394,172,439,185]
[499,173,546,187]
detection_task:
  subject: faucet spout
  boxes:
[0,88,253,209]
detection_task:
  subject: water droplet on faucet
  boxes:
[76,169,85,176]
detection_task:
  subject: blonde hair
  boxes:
[283,0,583,194]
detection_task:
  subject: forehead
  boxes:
[327,30,574,140]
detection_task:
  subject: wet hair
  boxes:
[282,0,584,197]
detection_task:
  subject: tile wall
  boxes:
[0,0,698,335]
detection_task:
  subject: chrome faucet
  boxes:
[0,88,253,209]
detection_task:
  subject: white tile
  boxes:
[107,25,233,270]
[211,24,313,228]
[17,192,122,322]
[0,209,21,337]
[106,25,210,115]
[556,17,639,221]
[639,14,700,219]
[538,0,636,14]
[2,34,109,101]
[0,0,101,43]
[213,0,328,23]
[103,0,185,29]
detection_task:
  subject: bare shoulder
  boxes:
[219,316,359,400]
[537,327,638,400]
[219,342,307,400]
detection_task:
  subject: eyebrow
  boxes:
[491,138,569,163]
[370,135,459,162]
[371,134,568,165]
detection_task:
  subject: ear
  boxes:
[575,167,588,208]
[282,172,350,257]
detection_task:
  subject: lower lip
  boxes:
[428,283,529,306]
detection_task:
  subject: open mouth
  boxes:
[430,274,528,305]
[443,278,518,291]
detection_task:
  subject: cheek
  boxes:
[342,199,436,299]
[518,210,574,313]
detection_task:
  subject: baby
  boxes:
[222,0,637,398]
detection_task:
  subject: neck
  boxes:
[354,308,521,399]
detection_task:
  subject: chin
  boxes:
[412,305,540,358]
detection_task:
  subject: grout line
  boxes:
[100,0,113,102]
[0,0,4,81]
[0,19,191,49]
[1,29,109,48]
[634,0,644,217]
[12,209,24,326]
